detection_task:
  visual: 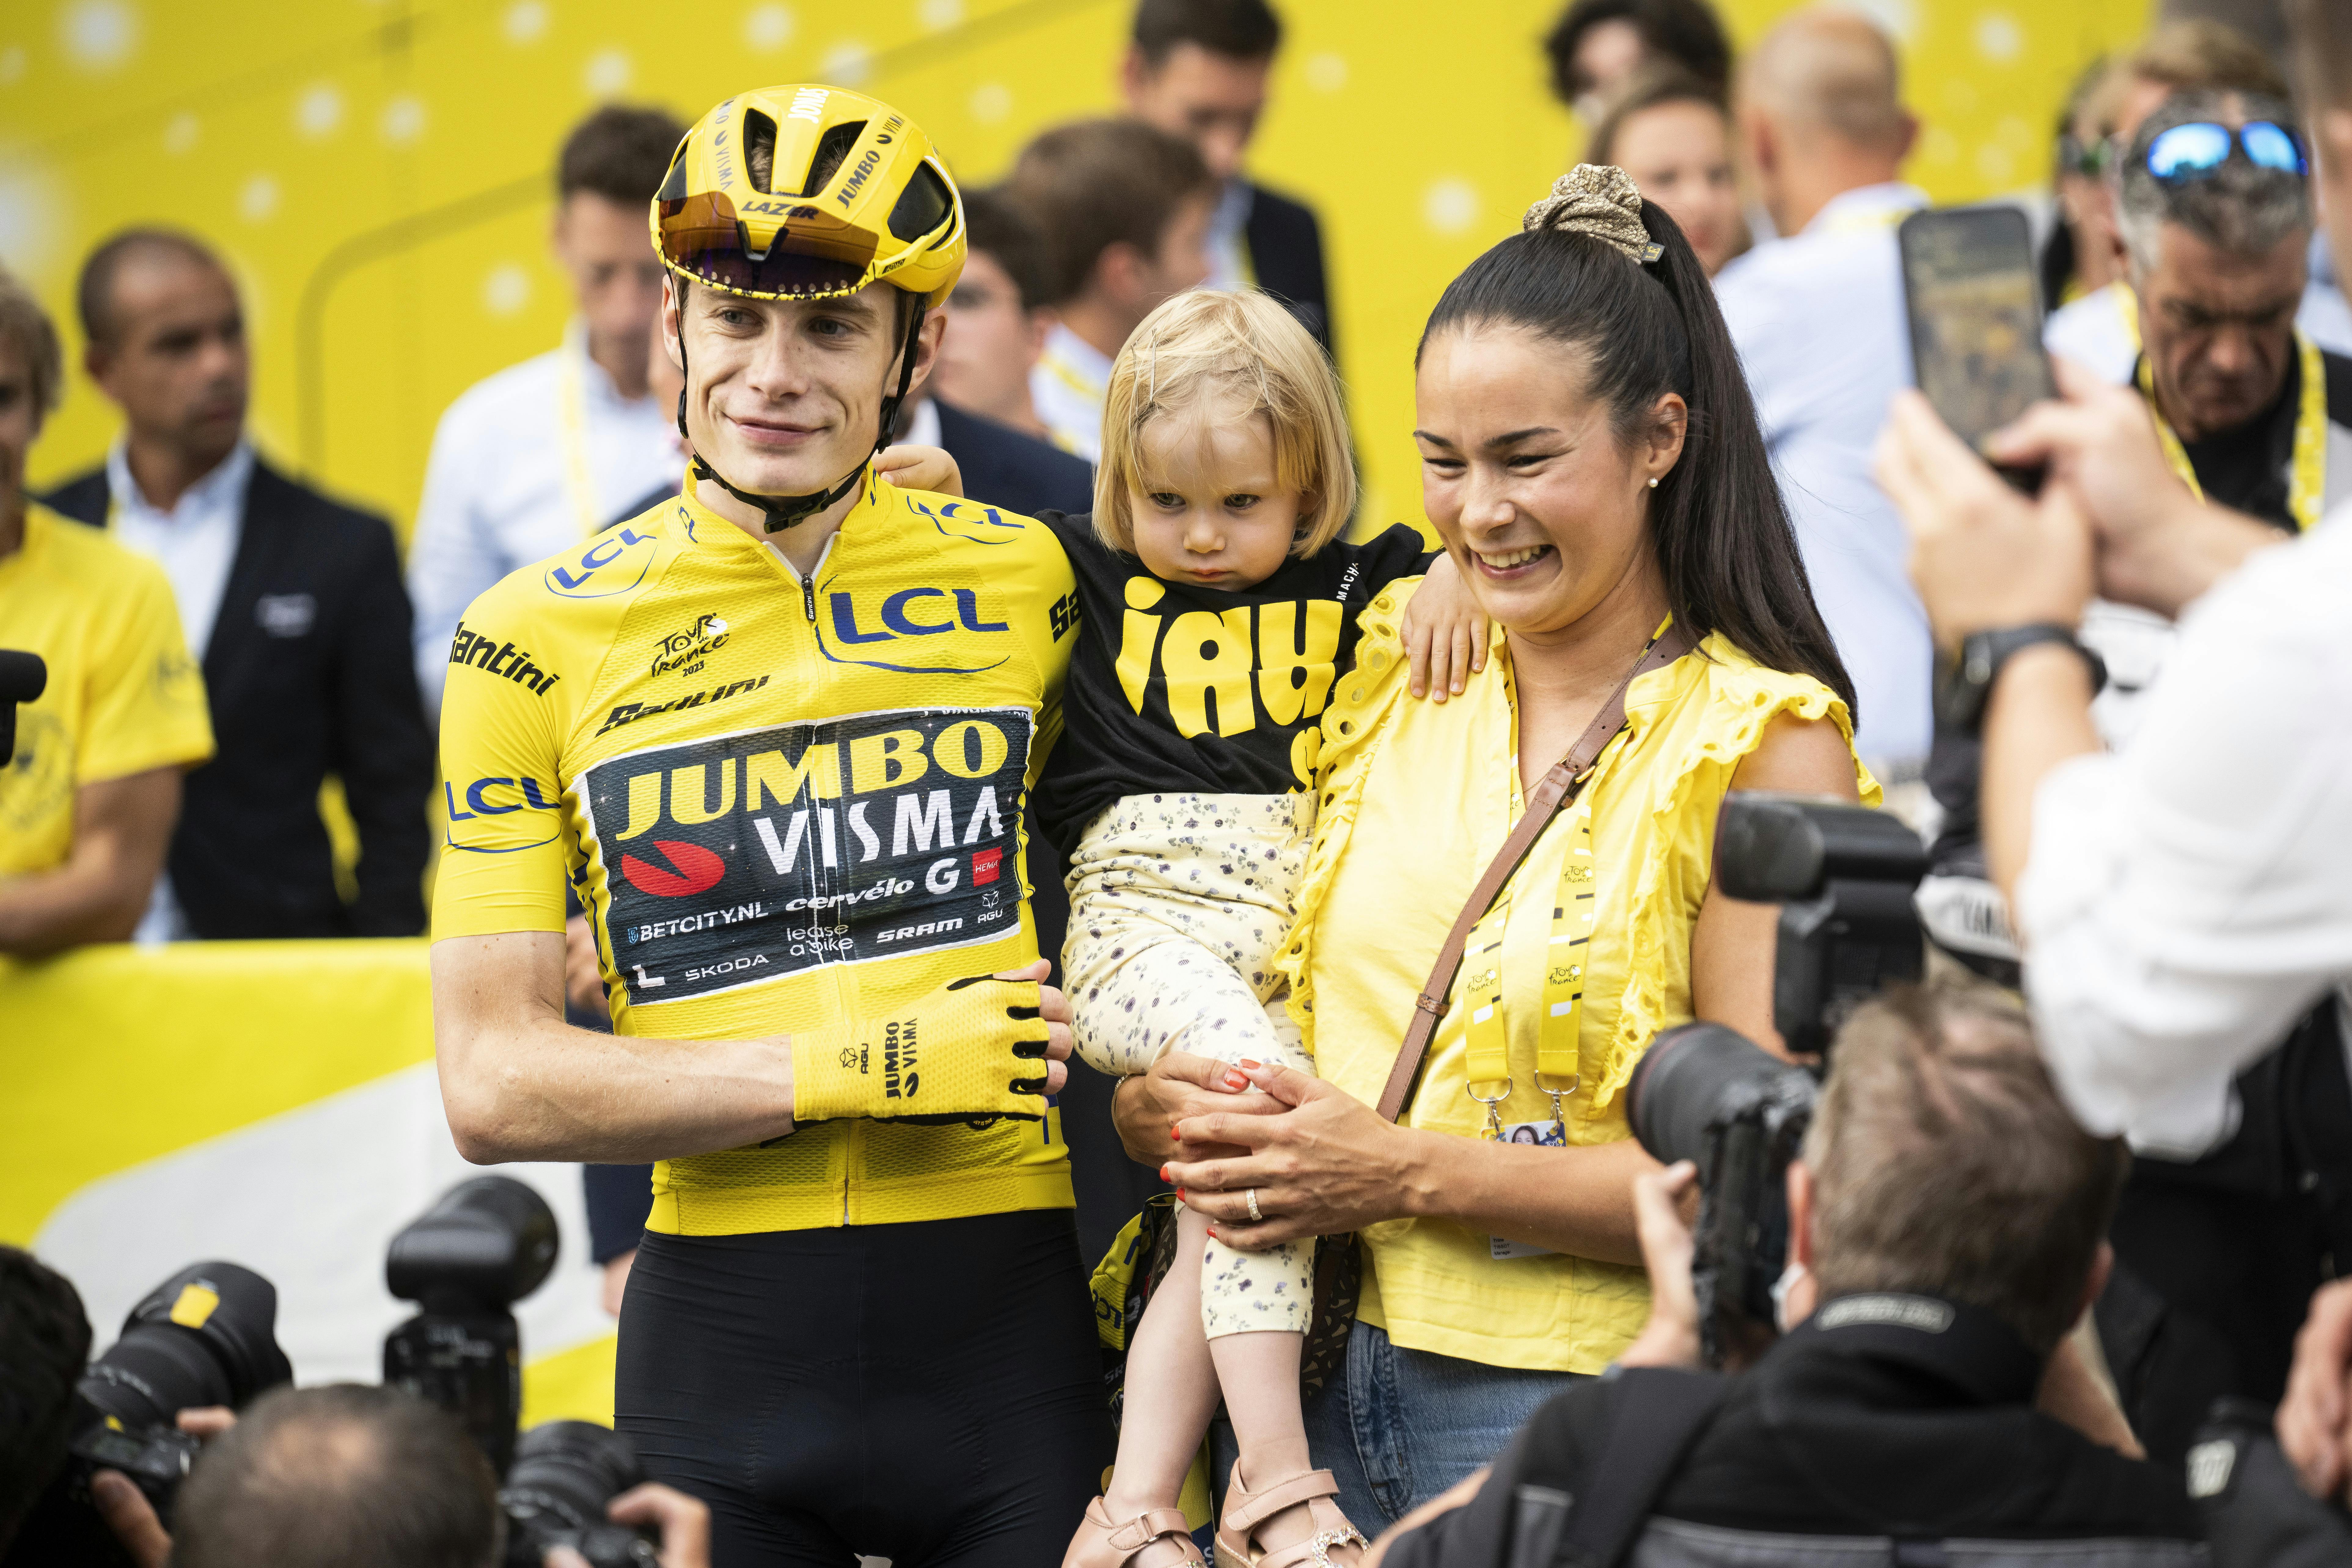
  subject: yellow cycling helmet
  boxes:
[651,85,965,308]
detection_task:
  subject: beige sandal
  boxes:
[1064,1496,1207,1568]
[1211,1463,1368,1568]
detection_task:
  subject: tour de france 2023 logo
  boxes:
[580,706,1033,1002]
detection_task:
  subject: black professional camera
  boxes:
[500,1420,663,1567]
[9,1262,292,1566]
[382,1175,559,1476]
[1625,795,1927,1366]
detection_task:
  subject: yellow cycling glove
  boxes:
[790,973,1053,1124]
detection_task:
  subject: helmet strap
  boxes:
[670,278,927,534]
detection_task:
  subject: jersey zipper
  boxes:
[801,573,815,623]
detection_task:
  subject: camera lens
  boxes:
[79,1262,292,1430]
[1627,1022,1801,1169]
[502,1420,655,1564]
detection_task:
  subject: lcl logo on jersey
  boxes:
[544,526,658,599]
[1114,576,1342,737]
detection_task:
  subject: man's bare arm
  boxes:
[432,931,800,1165]
[0,767,181,956]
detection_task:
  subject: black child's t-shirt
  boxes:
[1033,510,1434,848]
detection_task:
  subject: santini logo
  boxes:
[449,622,560,695]
[599,675,769,736]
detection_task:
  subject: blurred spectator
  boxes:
[0,1247,90,1555]
[1005,118,1216,460]
[2046,57,2120,307]
[1376,985,2189,1567]
[932,188,1060,440]
[1121,0,1336,362]
[407,105,686,712]
[1586,65,1746,276]
[2042,22,2352,380]
[1880,33,2352,1443]
[0,267,211,956]
[1543,0,1732,125]
[43,229,429,941]
[1715,7,1932,783]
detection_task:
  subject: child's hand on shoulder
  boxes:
[1401,550,1489,703]
[876,443,962,497]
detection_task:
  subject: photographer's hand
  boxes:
[1617,1161,1704,1370]
[2279,1279,2352,1503]
[88,1408,236,1568]
[543,1483,714,1568]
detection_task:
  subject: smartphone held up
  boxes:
[1899,206,2056,492]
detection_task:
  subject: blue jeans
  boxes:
[1213,1321,1581,1530]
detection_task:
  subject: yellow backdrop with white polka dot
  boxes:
[3,0,2152,527]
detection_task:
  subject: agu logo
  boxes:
[545,526,659,599]
[621,840,726,897]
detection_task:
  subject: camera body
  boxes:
[500,1420,663,1568]
[1627,795,1926,1365]
[382,1175,558,1476]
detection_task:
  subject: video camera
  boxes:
[1625,794,1927,1366]
[14,1177,656,1568]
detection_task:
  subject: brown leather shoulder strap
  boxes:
[1373,624,1696,1124]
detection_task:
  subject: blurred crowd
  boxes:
[9,0,2352,1564]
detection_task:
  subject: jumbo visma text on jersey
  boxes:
[582,706,1032,1005]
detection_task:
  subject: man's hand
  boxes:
[1877,389,2095,652]
[1983,358,2276,619]
[1110,1051,1284,1166]
[87,1408,238,1568]
[1617,1161,1704,1370]
[788,959,1072,1123]
[2280,1279,2352,1503]
[546,1482,713,1568]
[564,914,609,1019]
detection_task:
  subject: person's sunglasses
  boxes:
[2144,120,2307,183]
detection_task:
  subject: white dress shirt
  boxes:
[1029,323,1112,463]
[1203,178,1254,293]
[1713,183,1934,780]
[405,325,678,711]
[2018,504,2352,1157]
[2044,277,2352,386]
[106,438,252,661]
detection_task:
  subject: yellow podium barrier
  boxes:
[1,939,617,1424]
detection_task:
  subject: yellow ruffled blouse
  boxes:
[1276,584,1879,1374]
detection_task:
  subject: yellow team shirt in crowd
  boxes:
[431,471,1079,1234]
[1,502,213,878]
[1279,587,1877,1375]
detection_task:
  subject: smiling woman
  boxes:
[1122,166,1878,1526]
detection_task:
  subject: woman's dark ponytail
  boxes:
[1418,195,1857,720]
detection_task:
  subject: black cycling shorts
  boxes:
[614,1209,1111,1566]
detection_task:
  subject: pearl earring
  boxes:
[1647,477,1659,488]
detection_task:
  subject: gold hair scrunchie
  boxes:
[1523,164,1665,265]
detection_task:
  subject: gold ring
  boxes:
[1246,1188,1263,1223]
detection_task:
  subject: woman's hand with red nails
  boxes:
[1110,1051,1283,1166]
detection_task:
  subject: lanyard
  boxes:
[557,323,604,540]
[2118,286,2327,533]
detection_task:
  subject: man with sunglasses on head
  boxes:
[426,85,1107,1565]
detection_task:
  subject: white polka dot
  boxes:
[0,163,64,280]
[1423,177,1480,236]
[482,262,532,317]
[1974,142,2016,184]
[917,0,963,29]
[381,95,427,145]
[821,40,873,86]
[162,112,198,155]
[504,0,548,45]
[1304,53,1347,93]
[60,0,139,70]
[0,46,26,85]
[584,47,632,96]
[295,83,343,140]
[1921,126,1961,167]
[1973,13,2023,64]
[969,82,1011,123]
[744,3,795,51]
[239,174,280,224]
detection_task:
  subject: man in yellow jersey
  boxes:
[428,88,1105,1564]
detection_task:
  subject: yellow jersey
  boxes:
[1278,587,1876,1373]
[1,503,213,878]
[431,471,1080,1234]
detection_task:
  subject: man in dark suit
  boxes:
[1122,0,1336,364]
[45,230,430,940]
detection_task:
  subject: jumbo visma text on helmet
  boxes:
[649,84,967,532]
